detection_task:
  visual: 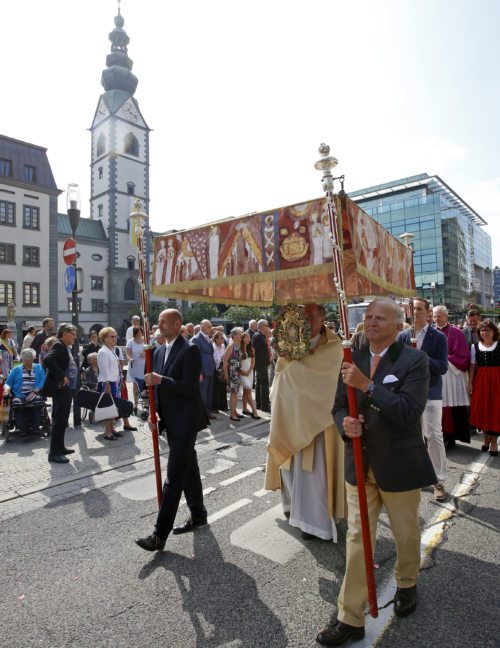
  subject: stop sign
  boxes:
[63,238,77,265]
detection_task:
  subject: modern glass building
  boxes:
[350,174,493,313]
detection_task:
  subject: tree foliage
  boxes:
[224,305,265,326]
[182,302,219,323]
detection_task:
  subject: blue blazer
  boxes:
[153,336,207,434]
[398,327,448,400]
[190,332,216,377]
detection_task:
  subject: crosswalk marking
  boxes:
[219,466,263,486]
[207,498,253,524]
[252,488,269,498]
[230,504,304,565]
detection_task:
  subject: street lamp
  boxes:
[431,281,436,306]
[67,183,81,330]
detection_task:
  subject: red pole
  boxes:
[315,145,378,617]
[131,202,163,507]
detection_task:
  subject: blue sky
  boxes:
[3,0,498,263]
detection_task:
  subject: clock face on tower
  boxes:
[121,101,139,123]
[93,99,109,126]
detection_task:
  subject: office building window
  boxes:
[0,243,15,264]
[23,246,40,266]
[91,276,104,290]
[91,299,104,313]
[67,298,82,312]
[0,200,15,226]
[23,205,40,229]
[0,158,13,177]
[24,165,37,183]
[0,281,15,305]
[23,283,40,306]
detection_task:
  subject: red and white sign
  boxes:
[63,238,77,266]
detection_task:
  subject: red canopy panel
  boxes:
[151,195,415,306]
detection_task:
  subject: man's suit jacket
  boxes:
[42,340,70,397]
[398,327,448,400]
[153,336,208,434]
[252,331,270,370]
[190,332,216,377]
[333,341,436,492]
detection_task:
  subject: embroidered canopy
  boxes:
[151,194,415,306]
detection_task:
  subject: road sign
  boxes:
[64,266,76,293]
[63,238,77,266]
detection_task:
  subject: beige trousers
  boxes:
[337,467,422,627]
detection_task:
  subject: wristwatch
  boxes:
[365,382,375,396]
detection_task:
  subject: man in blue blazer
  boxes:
[399,297,448,502]
[317,299,436,647]
[136,309,208,552]
[190,319,216,419]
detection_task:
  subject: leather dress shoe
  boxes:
[62,448,75,455]
[394,585,417,617]
[316,621,365,646]
[135,533,166,552]
[48,454,70,464]
[173,517,208,535]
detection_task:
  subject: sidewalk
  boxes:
[0,391,268,521]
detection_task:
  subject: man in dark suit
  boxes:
[136,309,208,552]
[191,319,216,419]
[399,298,448,501]
[42,323,78,464]
[30,317,54,363]
[252,319,271,412]
[316,299,436,647]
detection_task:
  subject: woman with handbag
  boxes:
[97,327,123,440]
[212,330,228,413]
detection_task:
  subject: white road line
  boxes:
[179,486,216,507]
[360,454,489,647]
[207,498,252,524]
[219,467,263,486]
[253,488,269,498]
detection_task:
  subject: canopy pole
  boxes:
[131,201,163,508]
[314,144,378,618]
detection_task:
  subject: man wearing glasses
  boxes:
[42,323,79,463]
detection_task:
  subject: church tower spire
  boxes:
[101,2,138,95]
[89,1,151,333]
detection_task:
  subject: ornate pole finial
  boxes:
[399,231,415,249]
[117,0,122,15]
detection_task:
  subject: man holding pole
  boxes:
[135,309,208,552]
[316,298,436,646]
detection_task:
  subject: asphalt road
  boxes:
[1,422,499,648]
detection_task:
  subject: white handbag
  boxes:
[94,392,119,422]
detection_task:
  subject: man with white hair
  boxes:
[433,305,471,449]
[191,320,216,419]
[252,319,271,413]
[126,315,141,343]
[246,319,258,341]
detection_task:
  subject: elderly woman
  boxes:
[223,327,244,421]
[97,327,123,440]
[83,352,99,390]
[4,348,46,436]
[0,328,18,377]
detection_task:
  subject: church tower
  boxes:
[90,5,150,332]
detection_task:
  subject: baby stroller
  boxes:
[1,392,51,443]
[80,367,99,424]
[134,378,150,421]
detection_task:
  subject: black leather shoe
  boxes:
[173,517,208,535]
[48,454,70,464]
[316,621,365,646]
[62,448,75,455]
[135,533,166,552]
[394,585,417,617]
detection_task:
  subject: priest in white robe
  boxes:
[264,303,346,541]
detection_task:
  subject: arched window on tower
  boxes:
[127,181,135,195]
[127,256,135,271]
[124,277,136,301]
[96,133,105,157]
[97,204,103,219]
[124,132,139,157]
